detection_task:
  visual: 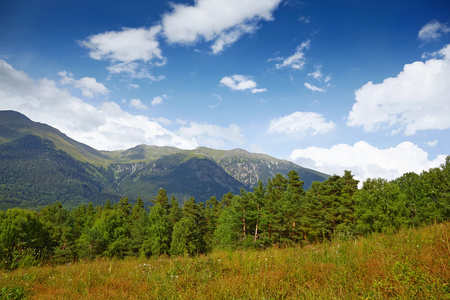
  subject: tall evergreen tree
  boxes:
[141,203,171,257]
[170,197,204,256]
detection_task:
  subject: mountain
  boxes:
[192,147,327,189]
[0,135,116,210]
[0,110,109,165]
[0,110,329,210]
[102,145,329,190]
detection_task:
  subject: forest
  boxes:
[1,156,449,270]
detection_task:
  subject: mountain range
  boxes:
[0,110,329,210]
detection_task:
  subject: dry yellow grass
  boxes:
[1,222,449,299]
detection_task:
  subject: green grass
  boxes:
[1,222,449,299]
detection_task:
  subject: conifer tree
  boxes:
[170,197,204,256]
[168,195,182,226]
[128,197,148,256]
[141,203,171,257]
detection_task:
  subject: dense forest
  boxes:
[1,156,449,270]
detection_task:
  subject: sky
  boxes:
[0,0,449,184]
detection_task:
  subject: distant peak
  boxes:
[0,110,32,122]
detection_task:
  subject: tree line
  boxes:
[1,156,449,269]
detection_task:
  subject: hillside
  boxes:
[102,145,329,189]
[0,110,109,165]
[0,135,117,210]
[194,147,328,188]
[0,110,329,209]
[1,222,448,299]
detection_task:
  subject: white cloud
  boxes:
[127,83,140,89]
[307,65,332,83]
[107,62,166,81]
[130,99,149,110]
[426,140,438,147]
[0,59,248,151]
[80,26,167,78]
[418,20,450,42]
[347,44,450,135]
[304,82,325,92]
[151,94,169,106]
[151,117,172,126]
[80,26,164,63]
[298,16,311,24]
[289,141,446,183]
[251,88,267,94]
[162,0,282,53]
[58,71,109,98]
[209,93,222,108]
[176,122,246,149]
[275,40,310,70]
[268,111,335,136]
[307,69,322,80]
[220,74,267,93]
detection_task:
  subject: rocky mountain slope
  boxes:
[0,110,329,210]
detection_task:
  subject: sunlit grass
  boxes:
[2,222,449,299]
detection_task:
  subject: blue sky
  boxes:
[1,0,449,183]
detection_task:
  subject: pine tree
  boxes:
[170,197,204,256]
[168,195,182,226]
[128,197,148,256]
[203,196,223,252]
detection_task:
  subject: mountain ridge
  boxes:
[0,110,329,210]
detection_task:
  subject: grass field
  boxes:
[1,222,449,299]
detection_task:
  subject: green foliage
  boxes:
[0,286,27,300]
[213,209,239,250]
[141,203,171,257]
[0,208,51,269]
[1,157,450,270]
[0,135,117,210]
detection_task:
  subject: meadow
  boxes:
[1,221,449,300]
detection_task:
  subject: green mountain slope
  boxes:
[0,135,117,210]
[0,110,109,165]
[102,145,329,190]
[110,154,245,203]
[0,110,330,209]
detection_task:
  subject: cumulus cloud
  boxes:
[0,59,247,151]
[58,71,109,98]
[347,44,450,135]
[289,141,446,183]
[162,0,282,53]
[80,26,167,78]
[275,40,310,70]
[418,20,450,42]
[151,94,169,106]
[220,74,267,93]
[268,111,335,136]
[130,99,149,110]
[304,82,325,92]
[80,26,164,63]
[176,122,246,149]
